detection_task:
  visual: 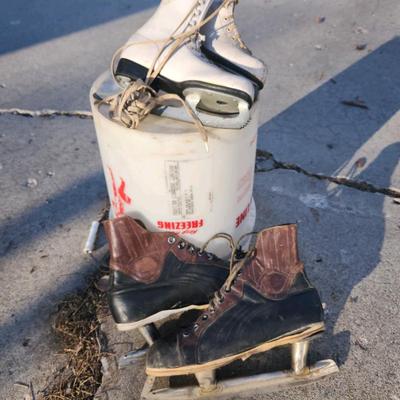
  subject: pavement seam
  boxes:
[256,149,400,199]
[0,108,93,119]
[1,108,398,198]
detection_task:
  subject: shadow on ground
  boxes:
[0,0,157,55]
[0,171,106,260]
[255,37,400,369]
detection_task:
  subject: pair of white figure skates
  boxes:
[113,0,266,129]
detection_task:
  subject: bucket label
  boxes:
[236,202,251,228]
[237,166,253,203]
[157,219,204,235]
[164,159,212,219]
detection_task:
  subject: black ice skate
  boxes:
[104,216,229,332]
[142,224,338,399]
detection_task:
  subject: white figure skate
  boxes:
[114,0,255,129]
[200,0,267,90]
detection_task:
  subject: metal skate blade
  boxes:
[184,88,244,115]
[175,90,251,129]
[118,346,148,369]
[142,360,339,400]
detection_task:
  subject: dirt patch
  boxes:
[38,272,108,400]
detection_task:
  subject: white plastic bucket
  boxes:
[90,72,258,258]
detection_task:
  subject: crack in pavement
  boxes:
[1,108,398,199]
[0,108,93,119]
[256,149,400,199]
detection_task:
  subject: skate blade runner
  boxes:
[93,0,339,398]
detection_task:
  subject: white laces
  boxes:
[223,0,248,50]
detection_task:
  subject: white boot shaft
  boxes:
[138,0,212,40]
[121,0,215,75]
[201,0,266,88]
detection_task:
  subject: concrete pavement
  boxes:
[0,0,399,399]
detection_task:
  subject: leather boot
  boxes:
[146,224,324,376]
[104,216,229,331]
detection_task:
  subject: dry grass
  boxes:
[39,274,108,400]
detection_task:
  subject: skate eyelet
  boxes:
[202,314,208,320]
[193,323,199,331]
[207,254,213,260]
[167,236,176,245]
[210,308,215,314]
[197,250,204,256]
[178,241,186,249]
[183,331,190,337]
[219,296,225,303]
[237,270,242,276]
[188,245,196,254]
[224,287,231,293]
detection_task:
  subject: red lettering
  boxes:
[236,204,250,228]
[155,219,205,232]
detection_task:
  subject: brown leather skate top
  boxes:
[103,216,221,284]
[241,224,304,299]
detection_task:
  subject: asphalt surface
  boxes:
[0,0,399,399]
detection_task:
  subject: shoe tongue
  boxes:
[239,225,304,298]
[255,224,300,269]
